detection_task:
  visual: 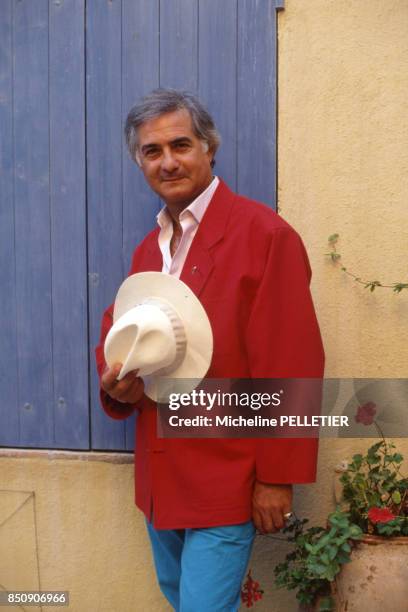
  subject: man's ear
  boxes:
[201,140,215,166]
[135,151,142,167]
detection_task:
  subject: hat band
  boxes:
[141,298,187,376]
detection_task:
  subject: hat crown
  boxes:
[104,299,186,379]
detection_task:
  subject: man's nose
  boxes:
[161,149,179,173]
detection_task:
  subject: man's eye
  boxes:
[144,149,160,159]
[174,142,189,150]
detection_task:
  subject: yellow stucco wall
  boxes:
[1,1,407,610]
[0,450,171,612]
[278,0,408,380]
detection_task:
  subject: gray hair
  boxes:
[124,88,221,166]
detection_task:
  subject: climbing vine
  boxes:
[326,234,408,293]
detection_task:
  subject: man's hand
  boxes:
[252,482,293,534]
[101,363,145,404]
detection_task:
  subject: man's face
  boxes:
[136,109,214,209]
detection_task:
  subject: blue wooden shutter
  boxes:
[0,0,88,449]
[0,0,282,451]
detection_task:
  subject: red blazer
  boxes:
[95,180,325,529]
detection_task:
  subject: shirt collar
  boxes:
[156,176,219,228]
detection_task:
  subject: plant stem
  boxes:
[326,235,408,293]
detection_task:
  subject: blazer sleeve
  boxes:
[94,247,147,421]
[245,227,325,483]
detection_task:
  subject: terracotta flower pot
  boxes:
[332,534,408,611]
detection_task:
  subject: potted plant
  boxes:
[331,402,408,611]
[243,402,408,610]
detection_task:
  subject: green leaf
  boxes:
[337,516,350,529]
[328,233,339,243]
[320,552,330,565]
[377,521,401,536]
[314,533,332,551]
[391,453,404,463]
[325,562,341,581]
[309,562,328,576]
[352,454,363,466]
[348,525,363,538]
[327,545,338,561]
[393,283,408,293]
[392,490,402,504]
[365,280,382,292]
[336,552,352,564]
[368,441,384,454]
[305,542,316,554]
[367,454,381,465]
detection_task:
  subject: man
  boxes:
[95,89,324,611]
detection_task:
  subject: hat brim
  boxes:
[112,272,213,401]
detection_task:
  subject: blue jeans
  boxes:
[146,520,256,611]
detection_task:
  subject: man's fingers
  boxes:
[116,377,144,404]
[271,507,285,531]
[112,373,141,398]
[252,508,264,534]
[101,363,122,392]
[260,509,277,534]
[253,507,277,534]
[101,360,144,402]
[102,363,142,399]
[120,369,140,384]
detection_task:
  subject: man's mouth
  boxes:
[161,177,185,182]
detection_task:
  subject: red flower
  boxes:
[241,570,263,608]
[355,402,377,425]
[368,506,396,524]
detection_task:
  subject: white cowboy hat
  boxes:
[104,272,213,400]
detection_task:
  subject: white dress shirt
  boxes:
[157,176,219,278]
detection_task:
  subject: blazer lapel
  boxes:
[144,230,163,272]
[180,180,236,297]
